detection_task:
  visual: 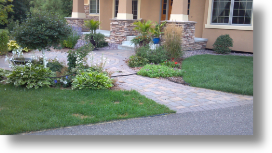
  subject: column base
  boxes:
[72,12,86,18]
[170,14,188,21]
[117,13,133,20]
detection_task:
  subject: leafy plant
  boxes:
[150,21,166,38]
[137,64,184,78]
[0,30,9,55]
[136,46,167,64]
[133,20,153,36]
[85,33,108,48]
[84,19,100,34]
[46,58,64,72]
[128,55,149,68]
[0,0,14,25]
[7,40,29,52]
[71,71,113,90]
[0,68,6,81]
[213,34,233,54]
[160,60,181,68]
[60,26,82,49]
[162,24,183,60]
[11,11,71,67]
[131,35,151,47]
[5,64,54,89]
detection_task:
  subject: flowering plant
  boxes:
[160,59,181,68]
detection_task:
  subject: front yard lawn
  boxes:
[0,84,174,135]
[182,54,253,95]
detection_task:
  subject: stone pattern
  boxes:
[194,41,207,50]
[110,19,140,44]
[65,17,92,32]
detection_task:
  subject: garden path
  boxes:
[0,49,253,113]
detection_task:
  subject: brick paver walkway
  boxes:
[0,49,253,113]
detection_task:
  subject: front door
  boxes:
[161,0,173,21]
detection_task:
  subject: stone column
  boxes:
[72,0,86,18]
[117,0,133,20]
[170,0,188,21]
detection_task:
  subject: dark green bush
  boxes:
[60,26,81,49]
[0,68,6,81]
[0,30,9,55]
[46,59,64,72]
[85,33,108,48]
[213,34,233,54]
[128,55,149,68]
[137,64,184,78]
[136,46,168,64]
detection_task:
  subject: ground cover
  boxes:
[182,54,253,95]
[0,84,175,135]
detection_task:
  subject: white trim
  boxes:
[72,12,86,18]
[205,0,253,31]
[138,0,141,19]
[170,14,188,21]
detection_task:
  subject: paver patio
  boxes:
[0,49,253,113]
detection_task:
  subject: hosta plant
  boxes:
[72,70,113,90]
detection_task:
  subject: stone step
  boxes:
[194,37,208,42]
[118,45,135,51]
[122,41,134,47]
[126,36,136,41]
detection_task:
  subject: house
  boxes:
[66,0,253,53]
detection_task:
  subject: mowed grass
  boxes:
[182,54,253,95]
[0,84,175,135]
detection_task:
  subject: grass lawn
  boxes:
[182,54,253,95]
[0,84,175,135]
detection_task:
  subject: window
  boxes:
[211,0,253,25]
[188,0,190,15]
[114,0,138,19]
[90,0,99,14]
[132,0,138,19]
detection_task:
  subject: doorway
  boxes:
[161,0,173,21]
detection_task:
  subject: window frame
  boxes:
[210,0,253,26]
[89,0,100,14]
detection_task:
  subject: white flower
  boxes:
[63,81,67,85]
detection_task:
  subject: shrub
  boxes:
[213,34,233,54]
[136,46,167,64]
[133,20,153,36]
[60,26,82,49]
[85,33,108,48]
[7,40,29,52]
[0,30,9,55]
[128,55,149,68]
[46,58,64,72]
[0,68,6,81]
[162,24,183,60]
[137,64,184,78]
[5,64,54,89]
[84,19,100,34]
[131,35,152,47]
[72,71,113,90]
[160,60,181,68]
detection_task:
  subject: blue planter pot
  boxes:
[153,38,160,44]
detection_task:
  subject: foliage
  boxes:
[7,40,29,52]
[85,33,108,48]
[67,43,94,71]
[51,67,74,88]
[11,11,71,51]
[6,19,19,33]
[5,64,54,89]
[182,54,253,95]
[71,71,113,90]
[29,0,72,18]
[150,21,166,38]
[128,55,149,68]
[0,68,6,81]
[137,64,184,78]
[131,35,152,47]
[160,60,181,68]
[162,24,183,60]
[84,19,100,34]
[212,34,233,54]
[133,20,153,36]
[0,30,9,55]
[136,46,167,64]
[46,58,64,72]
[60,26,82,49]
[0,0,14,25]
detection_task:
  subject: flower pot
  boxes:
[153,38,160,44]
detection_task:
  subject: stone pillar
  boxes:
[117,0,133,20]
[110,19,140,44]
[164,21,196,50]
[72,0,86,18]
[170,0,188,21]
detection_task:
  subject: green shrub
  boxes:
[72,71,113,90]
[131,35,152,47]
[213,34,233,54]
[85,33,108,48]
[0,30,9,55]
[5,64,54,89]
[137,64,184,78]
[128,55,149,68]
[46,59,64,72]
[84,19,100,34]
[160,60,181,68]
[0,68,6,81]
[60,26,81,49]
[136,46,167,64]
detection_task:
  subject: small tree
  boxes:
[84,19,100,34]
[0,0,14,25]
[12,11,71,67]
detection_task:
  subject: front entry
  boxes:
[161,0,173,21]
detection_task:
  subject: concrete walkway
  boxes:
[0,49,253,114]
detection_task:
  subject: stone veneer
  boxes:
[110,19,141,44]
[84,5,99,20]
[65,17,92,32]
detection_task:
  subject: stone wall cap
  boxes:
[111,18,142,21]
[65,17,91,20]
[162,20,197,23]
[195,37,208,42]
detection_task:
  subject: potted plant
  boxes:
[151,21,166,44]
